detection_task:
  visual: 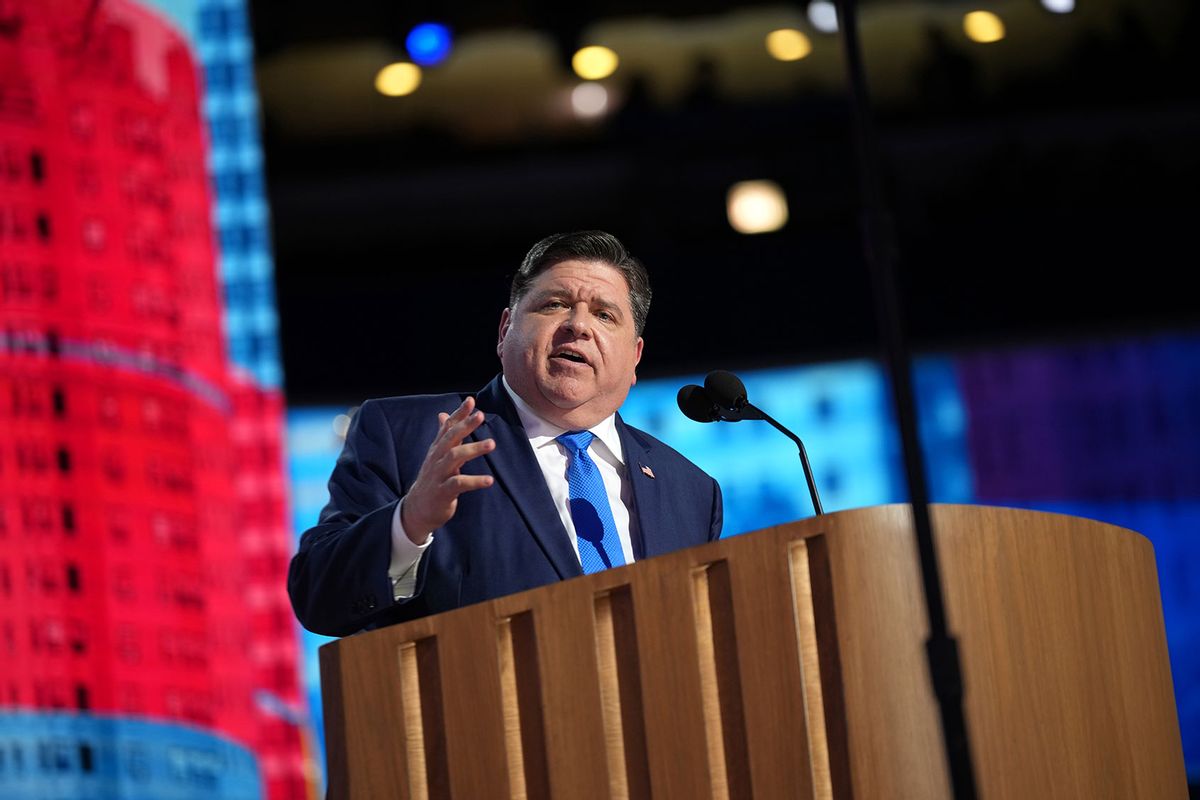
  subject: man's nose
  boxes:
[561,305,592,336]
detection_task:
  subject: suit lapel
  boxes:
[617,415,666,559]
[474,377,583,580]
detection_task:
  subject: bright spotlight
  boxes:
[807,1,839,34]
[963,11,1006,43]
[1040,0,1075,12]
[406,23,452,66]
[375,62,422,96]
[766,29,813,62]
[727,180,789,235]
[572,45,619,80]
[571,82,609,118]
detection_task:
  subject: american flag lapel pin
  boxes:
[640,464,655,479]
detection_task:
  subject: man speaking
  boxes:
[288,231,723,636]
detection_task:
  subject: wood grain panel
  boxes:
[932,504,1186,799]
[320,505,1187,800]
[593,586,651,799]
[789,538,831,800]
[630,556,715,798]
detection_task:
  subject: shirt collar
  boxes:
[502,375,625,465]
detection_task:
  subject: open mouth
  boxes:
[552,351,588,365]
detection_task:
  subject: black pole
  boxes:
[832,2,980,797]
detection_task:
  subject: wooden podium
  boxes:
[319,505,1187,799]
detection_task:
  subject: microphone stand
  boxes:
[833,1,979,797]
[741,404,824,517]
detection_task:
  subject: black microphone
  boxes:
[703,370,765,421]
[685,370,824,516]
[676,384,721,423]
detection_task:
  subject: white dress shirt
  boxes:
[387,377,639,599]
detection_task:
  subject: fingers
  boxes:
[444,438,495,472]
[436,398,485,449]
[404,399,495,534]
[442,473,494,493]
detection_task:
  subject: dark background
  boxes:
[250,0,1199,404]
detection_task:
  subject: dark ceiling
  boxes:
[249,1,1200,404]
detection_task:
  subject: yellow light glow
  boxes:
[765,29,813,62]
[963,11,1006,43]
[727,180,789,235]
[572,46,619,80]
[375,62,422,96]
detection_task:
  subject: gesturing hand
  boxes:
[401,396,496,542]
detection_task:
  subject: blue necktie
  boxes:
[557,431,626,573]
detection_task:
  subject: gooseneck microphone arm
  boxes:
[753,405,824,516]
[682,371,824,517]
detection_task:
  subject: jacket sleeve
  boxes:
[709,476,724,542]
[287,400,409,636]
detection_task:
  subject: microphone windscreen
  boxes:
[677,384,720,423]
[704,370,747,411]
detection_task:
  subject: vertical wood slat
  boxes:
[497,612,550,800]
[496,617,527,800]
[317,645,357,800]
[524,582,611,798]
[724,532,819,800]
[595,587,653,800]
[803,534,853,800]
[397,638,450,800]
[692,566,731,800]
[631,558,716,798]
[789,539,833,800]
[593,592,627,799]
[414,607,513,799]
[599,586,652,799]
[691,561,753,799]
[397,642,429,800]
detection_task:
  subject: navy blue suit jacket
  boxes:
[288,375,723,636]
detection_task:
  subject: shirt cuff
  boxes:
[389,498,433,600]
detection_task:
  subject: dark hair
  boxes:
[509,231,652,336]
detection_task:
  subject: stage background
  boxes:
[3,0,1196,797]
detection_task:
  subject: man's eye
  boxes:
[597,311,614,322]
[543,300,566,310]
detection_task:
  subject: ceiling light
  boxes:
[727,180,789,235]
[375,62,422,96]
[572,46,619,80]
[766,29,813,62]
[807,1,839,34]
[963,11,1006,43]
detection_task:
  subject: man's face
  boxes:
[498,260,644,430]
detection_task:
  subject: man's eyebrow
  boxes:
[591,298,623,315]
[527,289,564,304]
[527,289,623,314]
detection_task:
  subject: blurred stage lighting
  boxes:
[375,62,422,96]
[572,45,619,80]
[406,22,453,66]
[571,82,609,118]
[766,28,813,61]
[332,413,352,439]
[807,1,839,34]
[964,11,1006,43]
[727,180,789,234]
[1040,0,1075,12]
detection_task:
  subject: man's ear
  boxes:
[497,308,512,358]
[631,336,644,386]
